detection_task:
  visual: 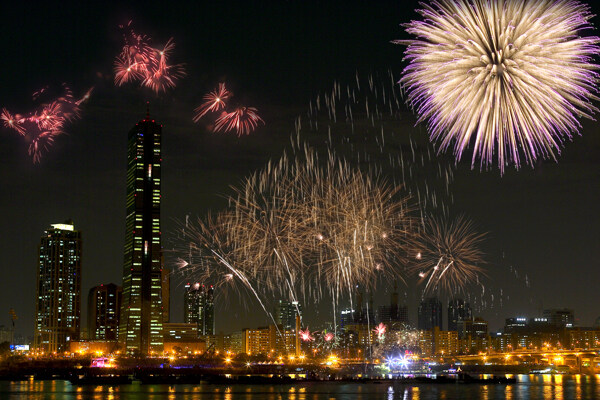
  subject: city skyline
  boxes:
[0,0,598,338]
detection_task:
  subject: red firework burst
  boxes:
[1,84,93,163]
[193,83,231,122]
[114,21,185,93]
[214,106,264,136]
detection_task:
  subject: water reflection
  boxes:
[2,375,600,400]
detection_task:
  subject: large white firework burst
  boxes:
[397,0,600,174]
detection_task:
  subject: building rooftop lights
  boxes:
[51,223,74,231]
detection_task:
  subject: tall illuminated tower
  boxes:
[119,109,165,356]
[34,221,82,353]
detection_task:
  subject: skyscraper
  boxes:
[183,283,199,325]
[88,283,122,341]
[447,298,472,332]
[378,281,409,325]
[418,297,442,331]
[183,283,215,336]
[119,111,165,356]
[274,300,302,330]
[34,221,82,353]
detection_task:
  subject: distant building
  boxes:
[184,283,199,324]
[543,309,574,328]
[163,322,205,354]
[34,221,82,353]
[119,112,165,356]
[229,331,245,354]
[418,297,442,331]
[243,326,296,355]
[418,327,459,356]
[504,317,528,333]
[87,283,122,341]
[457,317,488,340]
[183,283,215,336]
[163,322,199,342]
[340,308,356,329]
[0,326,11,344]
[447,298,472,331]
[275,300,302,330]
[378,283,408,326]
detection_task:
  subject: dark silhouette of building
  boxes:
[119,110,165,355]
[161,266,170,323]
[458,317,488,339]
[275,300,302,330]
[88,284,122,341]
[378,282,408,325]
[447,298,472,331]
[418,297,442,331]
[184,283,215,336]
[353,286,374,324]
[34,221,82,353]
[543,309,575,328]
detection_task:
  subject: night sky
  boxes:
[0,0,598,338]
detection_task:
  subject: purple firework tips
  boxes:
[397,0,600,174]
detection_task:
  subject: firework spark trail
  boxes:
[410,215,486,296]
[173,146,415,328]
[210,249,284,340]
[397,0,600,174]
[193,83,231,122]
[114,21,185,93]
[295,70,455,217]
[1,84,93,163]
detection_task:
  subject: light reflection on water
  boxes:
[1,375,599,400]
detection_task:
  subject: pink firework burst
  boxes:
[1,109,26,135]
[193,83,231,122]
[1,84,93,163]
[114,21,185,93]
[214,106,264,136]
[323,332,335,342]
[299,328,314,342]
[373,323,386,339]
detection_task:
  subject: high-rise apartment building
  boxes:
[119,111,165,356]
[274,300,302,330]
[418,297,443,331]
[447,298,472,331]
[88,283,122,341]
[184,283,215,336]
[34,221,82,353]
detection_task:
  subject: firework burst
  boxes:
[114,21,185,93]
[213,106,264,136]
[299,329,315,342]
[409,215,486,295]
[374,323,387,340]
[1,84,93,163]
[397,0,600,173]
[193,83,231,122]
[173,146,415,325]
